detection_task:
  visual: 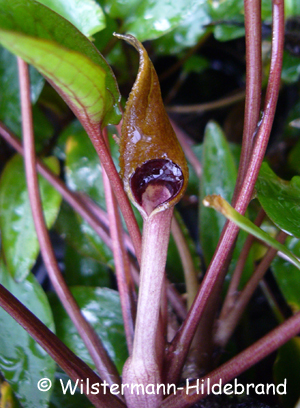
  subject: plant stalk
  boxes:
[171,216,198,310]
[215,229,287,348]
[219,208,265,320]
[18,57,121,387]
[0,284,125,408]
[161,310,300,408]
[122,208,173,408]
[165,0,284,384]
[0,122,187,321]
[101,128,136,354]
[233,0,262,199]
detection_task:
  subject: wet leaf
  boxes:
[49,371,91,408]
[49,286,128,374]
[64,244,111,288]
[281,51,300,83]
[0,155,62,281]
[55,202,114,268]
[273,337,300,408]
[203,194,300,270]
[256,162,300,239]
[288,139,300,174]
[116,34,188,217]
[0,45,49,143]
[104,0,204,42]
[0,259,56,408]
[200,121,237,264]
[153,8,210,55]
[65,127,106,206]
[200,121,253,286]
[37,0,106,37]
[271,236,300,312]
[0,0,121,127]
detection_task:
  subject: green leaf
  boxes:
[0,0,121,127]
[285,0,300,19]
[256,162,300,239]
[106,0,207,42]
[273,337,300,408]
[0,259,56,408]
[281,51,300,84]
[49,286,128,374]
[200,122,253,286]
[200,121,237,265]
[37,0,106,37]
[272,236,300,312]
[203,194,300,270]
[0,45,48,141]
[58,120,120,205]
[64,244,111,288]
[55,202,114,267]
[288,139,300,174]
[153,7,210,55]
[0,154,62,281]
[65,126,106,206]
[49,371,92,408]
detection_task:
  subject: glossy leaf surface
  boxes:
[271,236,300,312]
[104,0,204,42]
[55,202,114,267]
[204,194,300,270]
[0,0,121,127]
[49,371,91,408]
[273,337,300,408]
[256,162,300,239]
[0,45,49,142]
[37,0,106,37]
[153,8,210,55]
[64,244,111,288]
[65,124,106,206]
[49,287,128,373]
[0,155,62,281]
[200,121,253,284]
[0,260,55,408]
[200,121,237,264]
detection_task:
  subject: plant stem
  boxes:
[233,0,262,199]
[0,122,187,321]
[166,90,245,114]
[219,208,265,320]
[161,310,300,408]
[215,229,287,348]
[17,58,121,387]
[165,0,284,384]
[102,128,136,354]
[171,216,198,310]
[87,121,143,264]
[122,208,173,408]
[0,121,114,251]
[0,285,125,408]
